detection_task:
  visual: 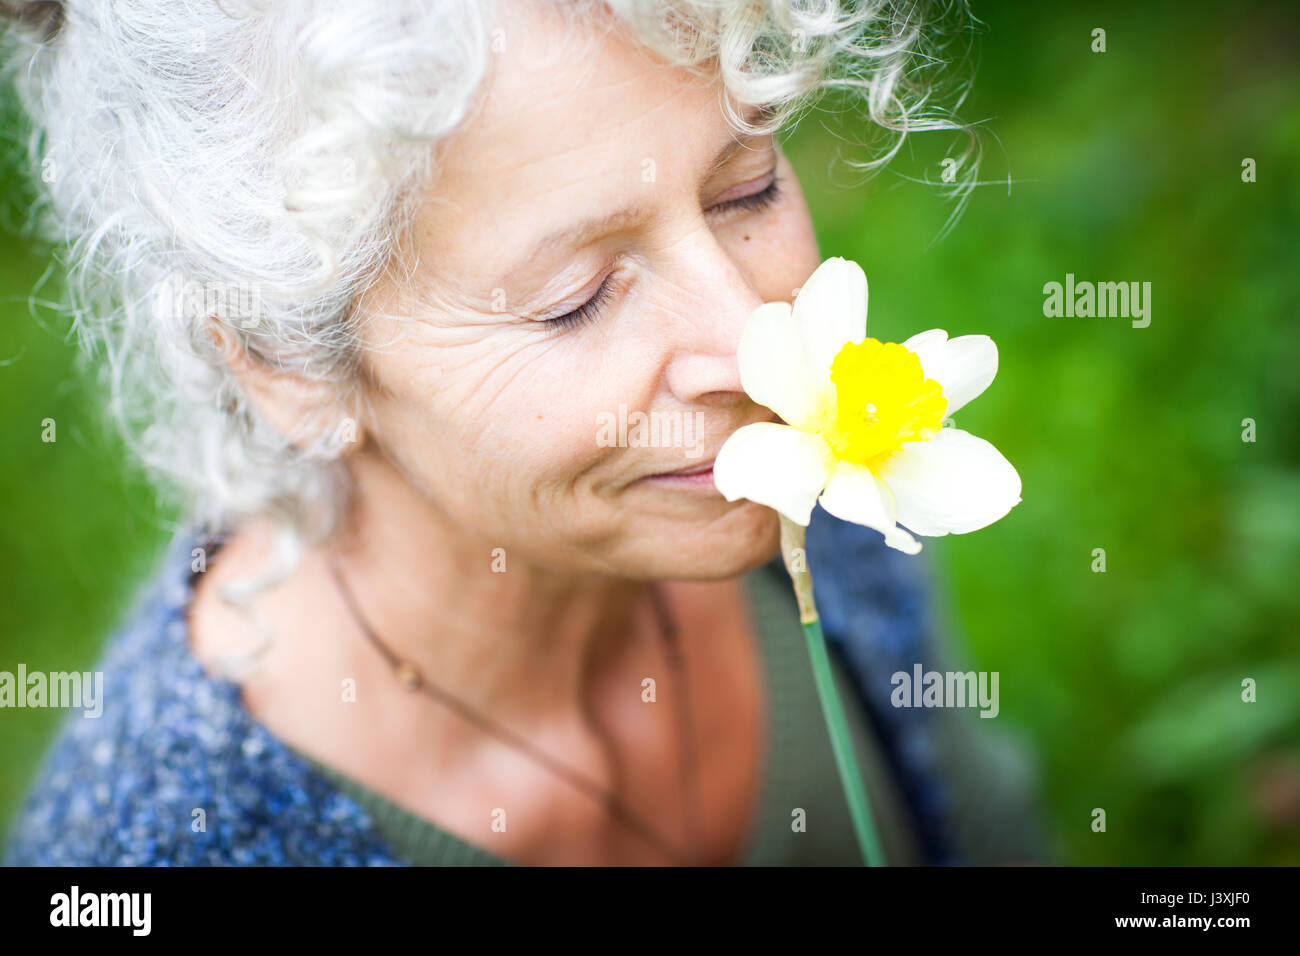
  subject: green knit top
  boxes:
[293,560,923,866]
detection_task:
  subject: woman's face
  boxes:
[356,1,822,580]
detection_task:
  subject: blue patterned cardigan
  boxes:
[3,511,1049,866]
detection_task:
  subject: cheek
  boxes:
[362,334,636,514]
[738,166,822,303]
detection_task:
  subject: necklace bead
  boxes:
[394,661,422,690]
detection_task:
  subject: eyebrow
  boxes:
[518,104,776,269]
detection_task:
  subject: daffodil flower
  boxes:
[714,257,1022,555]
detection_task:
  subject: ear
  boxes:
[206,319,366,457]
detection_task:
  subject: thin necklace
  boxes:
[326,553,701,865]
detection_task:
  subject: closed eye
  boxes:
[710,175,781,215]
[542,273,617,333]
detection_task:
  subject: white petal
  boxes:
[875,428,1021,536]
[817,460,922,555]
[901,329,998,416]
[737,301,822,430]
[713,422,836,526]
[792,257,869,380]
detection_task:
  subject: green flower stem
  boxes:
[779,514,887,868]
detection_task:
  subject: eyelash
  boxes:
[715,176,782,216]
[544,175,782,333]
[545,273,618,332]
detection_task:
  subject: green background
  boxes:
[2,0,1298,864]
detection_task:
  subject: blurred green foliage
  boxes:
[2,0,1297,863]
[786,0,1300,864]
[0,118,175,838]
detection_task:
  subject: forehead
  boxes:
[415,2,732,278]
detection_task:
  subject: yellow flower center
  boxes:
[823,338,947,468]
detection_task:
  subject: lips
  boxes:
[642,414,782,481]
[652,458,716,479]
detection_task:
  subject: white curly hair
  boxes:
[2,0,980,579]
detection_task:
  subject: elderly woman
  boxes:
[3,0,1045,866]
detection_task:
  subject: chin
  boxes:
[635,502,782,581]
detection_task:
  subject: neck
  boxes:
[327,451,658,725]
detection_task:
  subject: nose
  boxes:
[656,227,766,408]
